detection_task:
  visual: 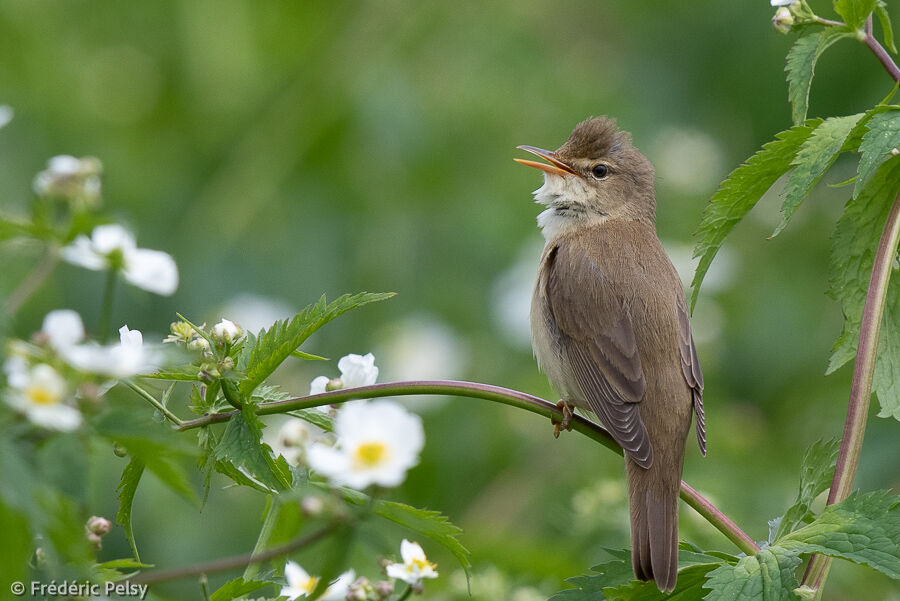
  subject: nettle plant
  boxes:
[3,2,900,600]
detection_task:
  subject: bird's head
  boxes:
[515,116,656,239]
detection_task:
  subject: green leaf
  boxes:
[603,563,718,601]
[876,2,897,53]
[773,113,866,236]
[778,490,900,578]
[874,300,900,419]
[691,121,822,310]
[855,109,900,198]
[116,458,145,563]
[549,548,727,601]
[786,29,853,126]
[834,0,878,30]
[287,409,335,433]
[340,488,471,577]
[703,547,802,601]
[291,349,329,361]
[210,578,272,601]
[239,292,394,396]
[213,405,292,492]
[141,365,202,381]
[774,439,841,540]
[825,157,900,378]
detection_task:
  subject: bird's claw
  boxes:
[552,399,575,438]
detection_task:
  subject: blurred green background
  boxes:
[1,0,899,599]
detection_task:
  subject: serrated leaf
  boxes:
[876,2,897,53]
[549,548,727,601]
[774,439,841,540]
[214,406,292,492]
[703,547,801,601]
[855,109,900,198]
[287,409,334,432]
[141,365,201,381]
[826,156,900,420]
[603,563,718,601]
[210,577,272,601]
[340,487,471,577]
[834,0,878,30]
[773,113,865,236]
[116,458,145,563]
[691,121,822,310]
[786,29,853,126]
[239,292,394,396]
[291,350,329,361]
[778,490,900,578]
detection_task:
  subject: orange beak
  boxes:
[514,145,578,177]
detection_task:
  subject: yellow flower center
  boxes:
[303,577,319,594]
[26,385,59,406]
[354,441,387,467]
[412,558,437,571]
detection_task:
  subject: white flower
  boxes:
[270,418,322,466]
[42,309,85,350]
[60,224,178,296]
[309,375,330,395]
[0,105,12,129]
[320,570,355,601]
[212,319,243,343]
[33,155,102,207]
[281,562,319,599]
[385,539,439,585]
[307,400,424,489]
[3,362,82,431]
[770,0,792,5]
[62,325,159,378]
[337,353,378,388]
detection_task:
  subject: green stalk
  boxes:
[242,495,280,581]
[125,380,183,426]
[801,189,900,596]
[176,379,759,555]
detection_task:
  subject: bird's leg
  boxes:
[552,399,576,438]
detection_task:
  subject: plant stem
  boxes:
[98,268,117,343]
[131,521,341,584]
[4,243,59,314]
[863,15,900,84]
[242,495,279,581]
[395,585,413,601]
[125,380,184,426]
[801,189,900,596]
[176,379,759,554]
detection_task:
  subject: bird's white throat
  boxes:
[532,174,595,242]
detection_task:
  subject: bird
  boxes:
[515,116,705,592]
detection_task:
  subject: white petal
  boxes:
[319,570,355,601]
[401,539,426,563]
[386,563,418,584]
[92,224,136,255]
[4,357,29,388]
[338,352,379,388]
[770,0,793,4]
[284,561,311,588]
[43,310,85,349]
[119,325,143,347]
[0,105,12,129]
[26,403,82,431]
[30,364,67,399]
[307,444,351,479]
[47,155,83,176]
[60,236,107,270]
[309,375,330,395]
[61,344,111,374]
[124,248,178,295]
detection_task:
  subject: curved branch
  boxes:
[864,15,900,84]
[802,190,900,594]
[176,379,760,555]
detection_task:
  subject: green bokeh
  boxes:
[1,1,898,599]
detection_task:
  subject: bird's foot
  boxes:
[552,399,575,438]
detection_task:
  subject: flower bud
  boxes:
[88,532,103,549]
[188,336,211,352]
[212,319,243,344]
[375,580,394,599]
[326,377,343,392]
[220,356,235,371]
[87,515,112,535]
[301,495,326,516]
[347,577,374,600]
[773,7,794,34]
[34,547,46,566]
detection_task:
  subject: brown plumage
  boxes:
[517,117,705,592]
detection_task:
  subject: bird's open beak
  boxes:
[514,145,578,177]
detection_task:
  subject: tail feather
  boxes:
[626,457,679,593]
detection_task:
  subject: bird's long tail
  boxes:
[626,455,680,593]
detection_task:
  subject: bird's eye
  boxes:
[591,164,609,179]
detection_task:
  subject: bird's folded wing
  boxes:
[545,243,652,467]
[676,298,706,455]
